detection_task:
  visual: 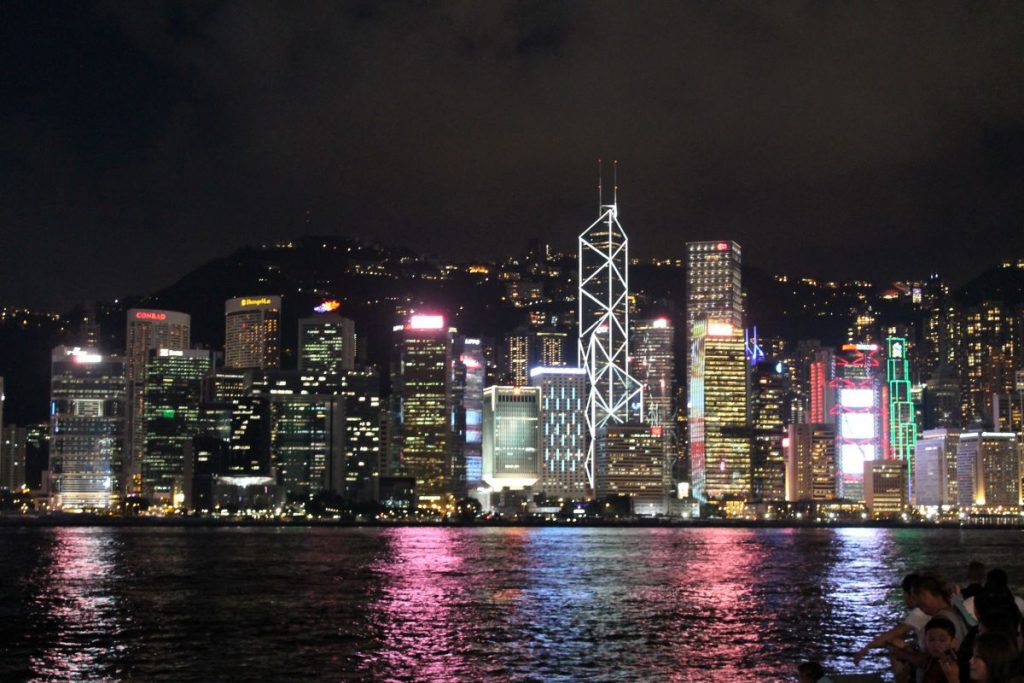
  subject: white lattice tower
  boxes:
[578,200,644,494]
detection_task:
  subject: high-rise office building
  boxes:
[505,332,531,387]
[1,425,26,491]
[832,343,885,501]
[125,309,190,487]
[864,460,905,518]
[578,195,644,493]
[531,367,587,501]
[596,422,668,516]
[332,368,382,503]
[689,321,750,501]
[49,347,127,511]
[685,241,743,351]
[785,423,837,502]
[142,348,212,502]
[632,318,675,426]
[807,348,836,425]
[912,428,959,509]
[535,331,567,368]
[299,313,356,377]
[886,337,917,492]
[923,364,962,430]
[224,296,282,370]
[962,302,1017,426]
[454,338,486,499]
[957,431,1021,509]
[751,360,788,501]
[482,386,541,492]
[391,314,455,507]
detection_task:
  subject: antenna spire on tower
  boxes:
[613,159,618,206]
[597,158,603,212]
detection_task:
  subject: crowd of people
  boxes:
[798,562,1024,682]
[833,562,1024,682]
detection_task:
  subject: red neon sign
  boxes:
[716,242,729,251]
[135,311,167,321]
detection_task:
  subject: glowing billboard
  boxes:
[839,388,875,409]
[706,322,734,337]
[407,314,444,330]
[840,413,875,440]
[313,300,340,313]
[134,311,167,321]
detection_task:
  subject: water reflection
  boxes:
[30,528,125,681]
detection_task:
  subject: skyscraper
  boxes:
[685,241,743,351]
[962,301,1017,426]
[535,331,567,368]
[912,428,959,509]
[531,367,587,501]
[482,385,541,493]
[125,309,190,488]
[224,296,281,370]
[596,422,668,516]
[832,343,885,501]
[632,318,675,426]
[391,314,455,507]
[886,337,917,493]
[578,191,643,493]
[332,368,382,503]
[785,423,837,502]
[299,313,356,377]
[863,460,905,518]
[957,431,1021,509]
[505,332,531,386]
[689,320,750,501]
[49,347,127,511]
[455,337,486,499]
[142,348,211,502]
[751,359,788,502]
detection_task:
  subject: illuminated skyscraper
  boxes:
[863,460,905,518]
[632,318,675,426]
[391,314,455,506]
[886,337,917,493]
[506,332,531,386]
[299,313,356,377]
[142,348,212,502]
[49,347,127,511]
[535,331,567,367]
[224,296,281,370]
[125,309,190,487]
[331,368,382,503]
[962,301,1016,426]
[531,367,587,500]
[785,423,836,502]
[685,241,743,351]
[832,343,885,501]
[482,386,541,492]
[912,428,959,509]
[689,321,750,501]
[455,338,486,498]
[578,186,643,493]
[956,431,1021,509]
[751,360,788,501]
[596,422,669,516]
[807,348,836,425]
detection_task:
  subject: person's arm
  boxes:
[853,623,913,663]
[889,642,929,669]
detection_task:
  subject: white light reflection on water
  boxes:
[29,528,126,681]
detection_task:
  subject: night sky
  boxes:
[2,2,1023,310]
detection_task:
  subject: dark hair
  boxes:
[972,632,1019,683]
[968,561,987,583]
[915,574,951,601]
[985,568,1011,591]
[976,587,1020,621]
[798,661,826,679]
[925,617,957,639]
[980,607,1023,643]
[902,573,921,593]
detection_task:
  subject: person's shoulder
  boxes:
[904,607,929,629]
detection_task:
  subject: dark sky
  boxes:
[2,1,1023,310]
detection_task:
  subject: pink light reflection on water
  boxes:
[30,527,125,681]
[363,526,473,681]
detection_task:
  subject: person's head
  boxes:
[915,574,952,615]
[968,561,987,585]
[902,572,921,609]
[979,607,1023,649]
[969,632,1018,682]
[976,588,1020,622]
[985,569,1010,592]
[925,617,959,659]
[797,661,825,683]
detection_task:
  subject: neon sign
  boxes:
[135,311,167,321]
[716,242,729,251]
[408,314,444,330]
[241,297,273,307]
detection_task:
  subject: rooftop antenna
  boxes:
[597,158,603,214]
[613,159,618,206]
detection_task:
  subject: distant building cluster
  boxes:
[2,213,1024,523]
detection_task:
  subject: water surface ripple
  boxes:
[2,526,1023,681]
